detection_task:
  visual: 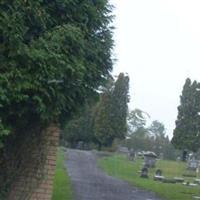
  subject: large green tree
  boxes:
[63,102,96,147]
[0,0,114,145]
[172,78,200,153]
[94,73,129,148]
[110,73,129,138]
[94,92,114,148]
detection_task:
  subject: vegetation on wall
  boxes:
[0,0,114,198]
[0,0,114,146]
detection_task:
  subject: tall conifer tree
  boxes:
[172,78,200,153]
[94,73,129,148]
[110,73,129,139]
[94,92,114,148]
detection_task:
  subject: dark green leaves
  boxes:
[0,0,114,144]
[172,78,200,152]
[94,73,129,147]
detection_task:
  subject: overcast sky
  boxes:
[110,0,200,138]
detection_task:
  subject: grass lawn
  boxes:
[99,154,200,200]
[52,147,73,200]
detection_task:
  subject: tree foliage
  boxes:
[128,109,148,133]
[94,92,114,147]
[63,73,130,148]
[172,78,200,152]
[110,73,129,138]
[63,102,96,148]
[126,110,176,160]
[94,73,129,147]
[0,0,114,145]
[149,120,166,137]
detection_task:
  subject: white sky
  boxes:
[110,0,200,138]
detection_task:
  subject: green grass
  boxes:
[52,147,73,200]
[98,154,200,200]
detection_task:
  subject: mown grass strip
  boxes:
[52,147,73,200]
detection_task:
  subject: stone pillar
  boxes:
[8,123,60,200]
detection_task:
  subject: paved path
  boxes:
[65,149,163,200]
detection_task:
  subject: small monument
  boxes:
[183,157,199,177]
[194,179,200,185]
[154,169,164,181]
[159,153,164,160]
[118,146,129,154]
[143,151,157,168]
[182,150,187,161]
[174,177,184,183]
[187,159,199,171]
[155,169,162,176]
[176,156,181,162]
[128,149,135,161]
[140,167,149,178]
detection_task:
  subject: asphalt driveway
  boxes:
[65,149,163,200]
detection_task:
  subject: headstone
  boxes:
[194,179,200,185]
[137,151,144,158]
[162,178,176,184]
[187,159,199,171]
[182,150,187,161]
[128,149,135,161]
[176,156,181,162]
[143,151,157,168]
[183,172,197,178]
[183,158,199,177]
[174,177,184,183]
[189,183,198,187]
[193,196,200,199]
[155,169,162,176]
[140,167,149,178]
[159,153,164,160]
[154,175,165,181]
[154,169,164,181]
[118,146,129,154]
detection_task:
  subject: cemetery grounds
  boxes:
[98,154,200,200]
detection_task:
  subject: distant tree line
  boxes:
[124,109,177,160]
[126,77,200,160]
[63,75,200,160]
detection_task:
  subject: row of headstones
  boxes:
[120,147,200,184]
[140,168,162,179]
[140,167,200,186]
[187,158,200,171]
[177,152,200,171]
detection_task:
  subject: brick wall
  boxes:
[8,123,60,200]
